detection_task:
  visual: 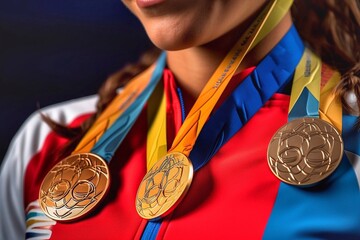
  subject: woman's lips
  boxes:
[136,0,166,8]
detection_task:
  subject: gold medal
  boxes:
[267,117,343,186]
[136,152,193,219]
[39,153,110,221]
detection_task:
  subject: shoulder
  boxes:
[4,94,98,166]
[1,94,98,182]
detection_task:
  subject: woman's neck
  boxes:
[166,12,293,102]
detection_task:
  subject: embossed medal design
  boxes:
[39,153,110,221]
[267,118,343,186]
[136,152,193,219]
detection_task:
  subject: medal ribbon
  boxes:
[147,81,167,170]
[165,0,293,159]
[289,48,342,131]
[289,49,321,119]
[72,52,167,162]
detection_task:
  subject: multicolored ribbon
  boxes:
[73,52,166,161]
[288,48,342,131]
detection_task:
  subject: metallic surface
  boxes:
[39,153,110,221]
[267,118,343,186]
[136,152,194,219]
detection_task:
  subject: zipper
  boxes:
[140,220,162,240]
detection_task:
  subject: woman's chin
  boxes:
[150,40,192,51]
[145,28,199,51]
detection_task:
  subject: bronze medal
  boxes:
[267,117,343,186]
[136,152,193,219]
[39,153,110,221]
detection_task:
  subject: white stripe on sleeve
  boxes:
[0,95,97,240]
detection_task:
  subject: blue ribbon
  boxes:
[288,87,319,121]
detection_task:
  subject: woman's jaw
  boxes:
[121,0,268,51]
[122,0,293,106]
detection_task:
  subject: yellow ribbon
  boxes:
[290,49,342,132]
[146,81,167,170]
[320,68,342,132]
[289,49,321,112]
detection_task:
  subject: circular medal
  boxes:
[267,117,343,186]
[39,153,110,221]
[136,152,194,219]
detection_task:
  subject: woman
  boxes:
[1,0,360,239]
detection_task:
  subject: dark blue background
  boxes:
[0,0,152,162]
